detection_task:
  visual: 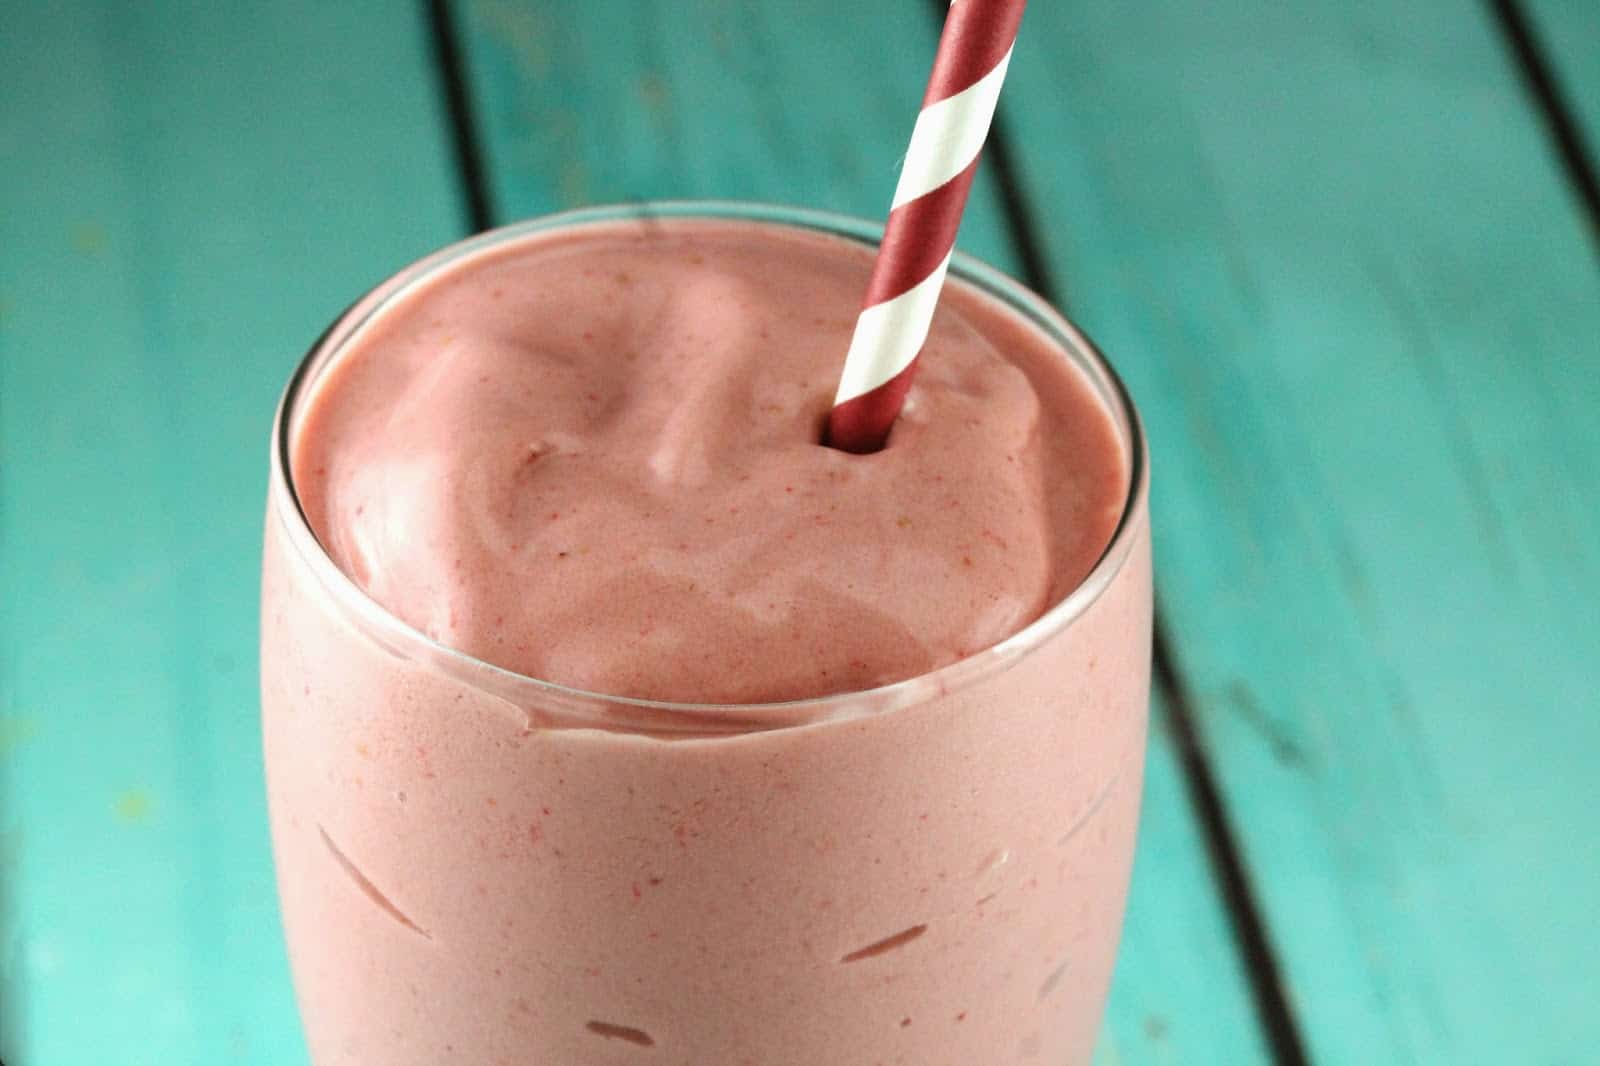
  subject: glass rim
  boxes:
[268,199,1150,734]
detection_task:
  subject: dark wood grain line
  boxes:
[1486,0,1600,253]
[1153,622,1313,1066]
[426,0,494,232]
[1361,247,1517,580]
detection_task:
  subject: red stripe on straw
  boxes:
[829,364,921,456]
[923,1,1028,104]
[861,157,981,307]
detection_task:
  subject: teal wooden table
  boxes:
[3,2,1596,1063]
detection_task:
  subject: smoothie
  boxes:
[261,207,1151,1065]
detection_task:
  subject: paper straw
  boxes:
[827,0,1028,453]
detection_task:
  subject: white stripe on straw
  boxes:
[891,47,1015,208]
[833,251,955,405]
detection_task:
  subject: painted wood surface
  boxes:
[451,2,1272,1062]
[0,2,462,1063]
[4,1,1595,1063]
[997,1,1600,1061]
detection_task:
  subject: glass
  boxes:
[261,201,1151,1064]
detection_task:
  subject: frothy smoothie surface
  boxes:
[292,218,1126,703]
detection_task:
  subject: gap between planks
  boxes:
[426,0,495,232]
[1486,0,1600,252]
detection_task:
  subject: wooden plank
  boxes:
[0,3,462,1063]
[1525,0,1600,157]
[999,1,1600,1061]
[453,3,1273,1062]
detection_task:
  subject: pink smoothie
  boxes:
[262,211,1151,1065]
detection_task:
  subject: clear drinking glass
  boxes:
[260,202,1151,1064]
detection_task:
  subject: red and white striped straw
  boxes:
[827,0,1028,454]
